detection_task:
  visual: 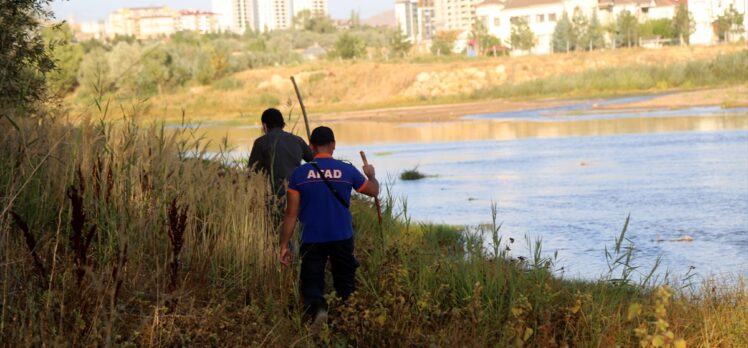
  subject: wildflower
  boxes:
[628,303,642,320]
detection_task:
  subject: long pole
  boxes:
[290,76,312,142]
[290,76,382,226]
[359,151,382,225]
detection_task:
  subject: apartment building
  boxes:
[256,0,292,31]
[180,10,221,34]
[76,20,107,40]
[395,1,419,40]
[433,0,485,31]
[293,0,328,16]
[212,0,328,33]
[394,0,436,42]
[106,6,219,39]
[687,0,747,44]
[108,7,181,39]
[212,0,257,33]
[477,0,599,54]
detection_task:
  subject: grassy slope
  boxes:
[1,115,746,346]
[65,44,748,123]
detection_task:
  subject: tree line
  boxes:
[464,4,745,55]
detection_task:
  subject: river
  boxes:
[176,96,748,281]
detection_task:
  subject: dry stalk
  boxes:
[166,196,188,312]
[8,211,48,287]
[105,242,128,347]
[67,166,97,288]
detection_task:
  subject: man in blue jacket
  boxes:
[279,126,380,330]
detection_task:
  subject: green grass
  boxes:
[1,107,747,346]
[471,49,748,100]
[211,77,246,91]
[374,151,395,157]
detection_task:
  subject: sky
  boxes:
[50,0,393,22]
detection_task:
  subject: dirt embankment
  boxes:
[313,85,748,123]
[137,44,746,121]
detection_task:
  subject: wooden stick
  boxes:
[359,151,382,225]
[290,76,312,142]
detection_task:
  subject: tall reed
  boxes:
[1,110,746,346]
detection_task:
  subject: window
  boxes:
[548,13,557,22]
[493,17,500,26]
[537,14,545,22]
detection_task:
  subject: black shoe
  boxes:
[310,308,328,334]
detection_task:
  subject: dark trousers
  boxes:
[299,238,358,314]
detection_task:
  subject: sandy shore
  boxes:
[596,85,748,110]
[314,85,748,123]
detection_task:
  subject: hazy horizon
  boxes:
[51,0,393,22]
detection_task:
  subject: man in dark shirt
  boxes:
[248,108,314,198]
[249,108,314,231]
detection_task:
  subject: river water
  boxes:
[180,97,748,281]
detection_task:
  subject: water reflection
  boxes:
[186,113,748,151]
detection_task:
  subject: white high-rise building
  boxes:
[211,0,232,31]
[395,0,419,41]
[256,0,292,31]
[292,0,328,17]
[395,0,436,42]
[417,0,436,41]
[433,0,484,31]
[211,0,257,33]
[213,0,328,32]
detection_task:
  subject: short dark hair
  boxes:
[310,126,335,146]
[261,108,285,129]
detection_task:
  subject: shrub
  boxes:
[400,167,427,181]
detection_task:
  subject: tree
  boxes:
[0,0,56,118]
[171,30,203,45]
[109,34,137,46]
[43,23,84,96]
[639,18,674,40]
[672,3,695,45]
[77,48,111,95]
[194,50,215,85]
[389,25,412,58]
[470,19,501,56]
[616,10,639,48]
[587,10,605,50]
[333,33,366,59]
[350,10,361,28]
[108,42,142,95]
[80,38,107,54]
[209,45,230,78]
[293,10,335,33]
[552,11,573,53]
[716,5,744,42]
[138,46,186,96]
[571,7,589,51]
[431,30,458,56]
[510,17,535,52]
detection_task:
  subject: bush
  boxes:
[212,77,245,91]
[400,167,427,181]
[332,33,366,60]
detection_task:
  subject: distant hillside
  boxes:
[363,10,395,27]
[135,44,745,121]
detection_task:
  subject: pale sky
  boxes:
[51,0,393,22]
